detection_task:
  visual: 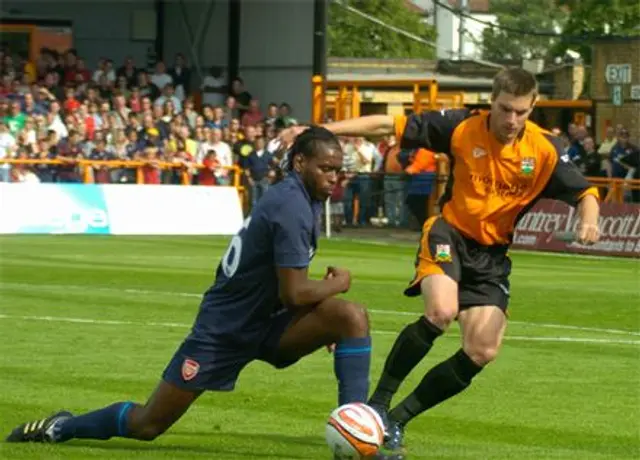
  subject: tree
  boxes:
[552,0,640,64]
[328,0,437,59]
[480,0,569,62]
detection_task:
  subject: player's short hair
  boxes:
[286,126,341,171]
[492,67,538,100]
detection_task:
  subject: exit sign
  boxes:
[606,64,632,84]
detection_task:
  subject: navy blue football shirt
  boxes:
[192,172,323,344]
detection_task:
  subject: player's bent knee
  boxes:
[424,306,457,330]
[463,343,501,366]
[322,299,369,337]
[130,423,168,441]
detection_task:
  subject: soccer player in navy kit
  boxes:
[6,127,373,446]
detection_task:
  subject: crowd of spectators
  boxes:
[1,46,638,231]
[553,123,639,203]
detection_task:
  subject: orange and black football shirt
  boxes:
[395,109,599,246]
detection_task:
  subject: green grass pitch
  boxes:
[0,235,638,459]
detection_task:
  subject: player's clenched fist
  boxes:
[326,266,351,293]
[577,222,599,245]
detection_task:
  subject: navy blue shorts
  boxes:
[162,310,297,391]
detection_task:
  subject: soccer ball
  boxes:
[325,403,385,459]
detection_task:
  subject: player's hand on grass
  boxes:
[325,266,351,293]
[577,222,599,245]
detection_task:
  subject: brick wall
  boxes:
[551,65,585,100]
[591,39,640,144]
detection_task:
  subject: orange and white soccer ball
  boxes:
[325,403,385,459]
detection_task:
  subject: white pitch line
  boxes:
[2,282,640,338]
[0,313,638,346]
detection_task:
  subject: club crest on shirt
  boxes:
[435,244,452,263]
[472,147,487,159]
[182,359,200,381]
[521,157,536,176]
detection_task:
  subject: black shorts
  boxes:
[404,216,512,311]
[162,310,297,392]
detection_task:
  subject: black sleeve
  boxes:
[540,134,596,206]
[399,108,470,154]
[621,147,639,168]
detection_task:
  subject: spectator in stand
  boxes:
[201,66,226,108]
[150,61,173,95]
[223,95,238,123]
[137,71,160,101]
[230,77,252,116]
[170,54,191,102]
[609,128,636,179]
[183,98,198,129]
[4,100,26,134]
[10,147,37,182]
[241,98,263,127]
[618,143,639,203]
[379,135,405,228]
[0,120,16,182]
[117,57,138,89]
[343,137,376,226]
[97,74,113,101]
[244,135,273,207]
[56,129,84,182]
[274,103,297,131]
[264,103,278,125]
[92,58,116,85]
[88,138,115,183]
[155,84,182,113]
[207,127,232,184]
[138,145,161,184]
[567,125,587,164]
[198,150,221,186]
[573,136,602,177]
[63,86,81,114]
[233,124,256,168]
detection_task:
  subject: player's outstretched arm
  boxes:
[576,194,600,245]
[277,116,395,147]
[277,266,350,310]
[321,115,395,138]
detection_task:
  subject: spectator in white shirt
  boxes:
[92,58,116,85]
[198,127,232,184]
[201,66,226,108]
[150,61,173,93]
[0,121,17,182]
